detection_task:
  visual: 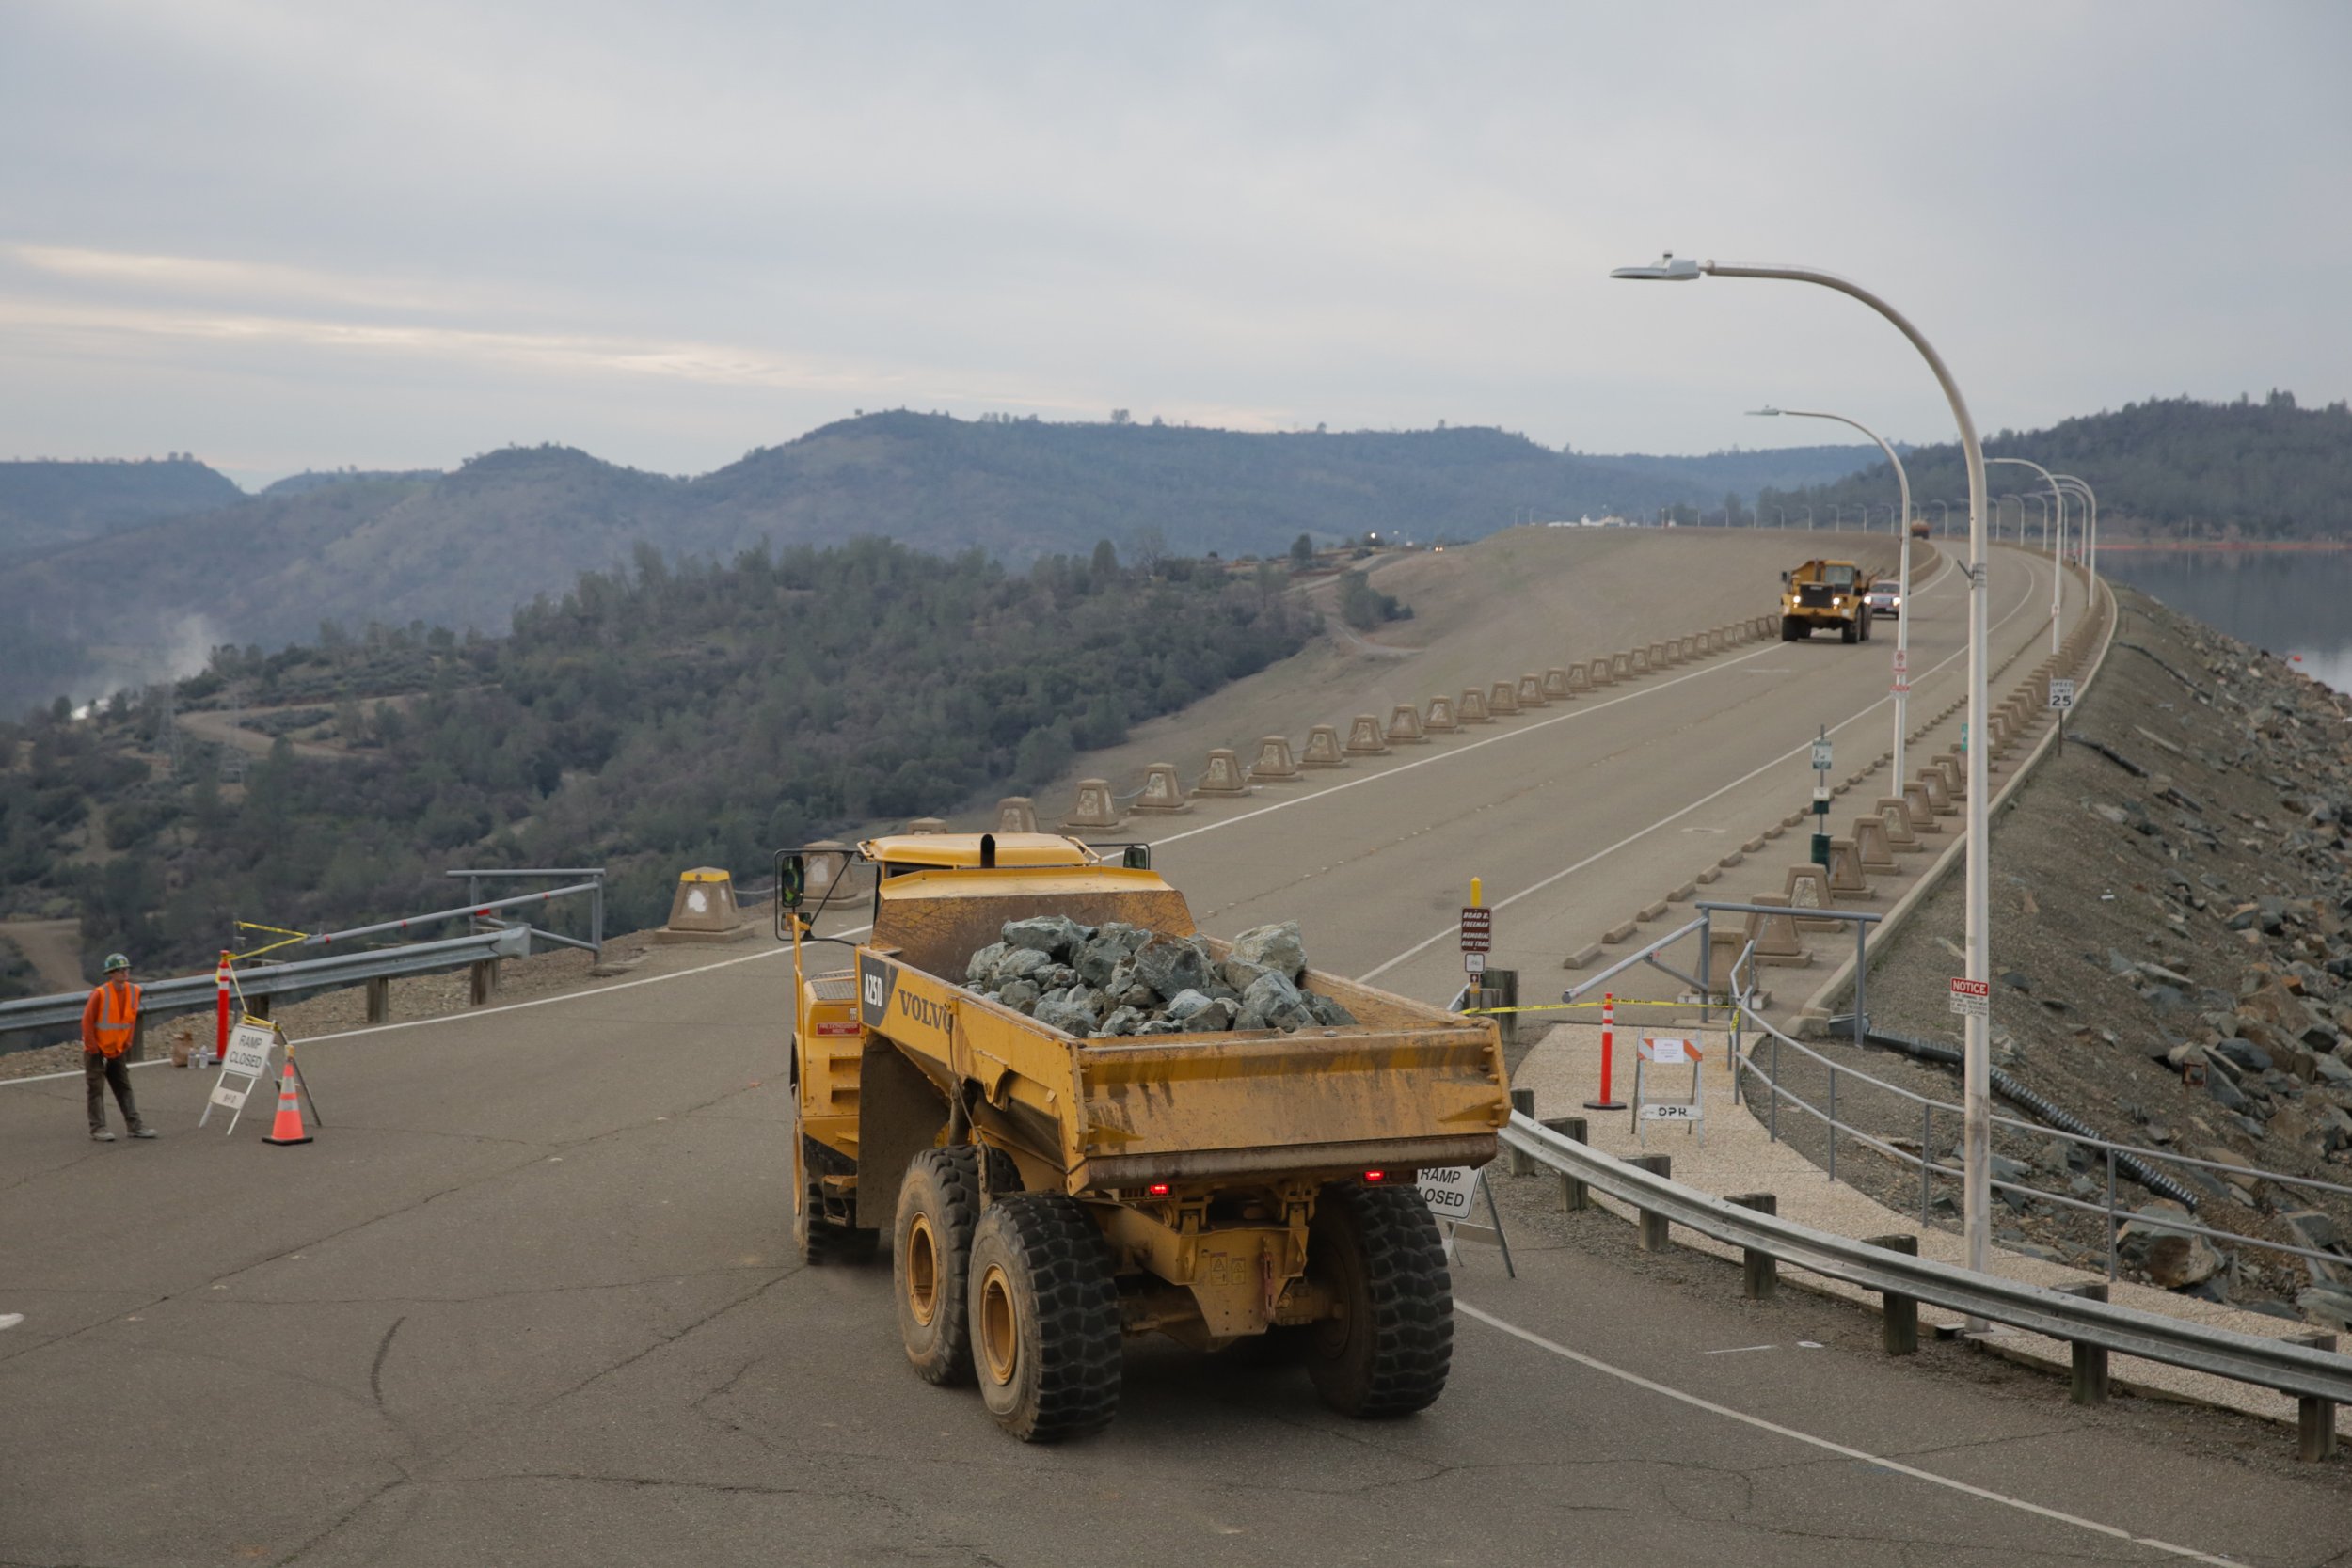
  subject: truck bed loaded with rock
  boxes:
[776,832,1510,1440]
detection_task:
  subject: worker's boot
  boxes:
[90,1128,116,1142]
[129,1126,158,1140]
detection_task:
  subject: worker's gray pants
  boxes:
[86,1052,143,1134]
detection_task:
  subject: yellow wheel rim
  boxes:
[906,1213,940,1327]
[979,1263,1019,1386]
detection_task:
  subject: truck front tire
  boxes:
[1781,615,1804,641]
[968,1194,1122,1442]
[794,1131,878,1266]
[897,1147,982,1385]
[1305,1183,1453,1418]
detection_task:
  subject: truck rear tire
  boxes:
[897,1148,982,1386]
[1304,1183,1453,1418]
[1781,616,1804,641]
[968,1194,1122,1442]
[1840,618,1858,644]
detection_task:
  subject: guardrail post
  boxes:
[1726,1194,1777,1299]
[1630,1154,1672,1251]
[1543,1117,1589,1211]
[469,959,497,1006]
[592,875,605,956]
[365,976,389,1025]
[2055,1282,2110,1402]
[1866,1233,1919,1354]
[1506,1089,1536,1175]
[2286,1331,2338,1461]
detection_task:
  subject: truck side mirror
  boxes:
[1122,845,1152,871]
[778,853,806,909]
[1780,570,1790,584]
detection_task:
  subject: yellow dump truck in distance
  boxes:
[1779,557,1877,643]
[778,832,1510,1441]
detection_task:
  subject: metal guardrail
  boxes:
[1501,1113,2352,1440]
[0,926,531,1040]
[1727,999,2352,1281]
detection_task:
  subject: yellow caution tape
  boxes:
[230,920,312,963]
[1461,996,1696,1016]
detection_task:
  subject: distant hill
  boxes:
[0,457,245,562]
[1763,393,2352,539]
[1583,441,1897,500]
[0,417,1756,713]
[260,467,444,498]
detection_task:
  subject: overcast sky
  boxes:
[4,1,2347,487]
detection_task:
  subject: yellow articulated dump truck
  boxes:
[1779,558,1877,643]
[776,832,1510,1441]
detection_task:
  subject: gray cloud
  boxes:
[4,0,2346,486]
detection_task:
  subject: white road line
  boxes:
[1353,549,2046,984]
[1458,1302,2239,1567]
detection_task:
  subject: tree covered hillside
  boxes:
[0,539,1312,981]
[0,455,245,562]
[0,417,1731,714]
[1761,393,2352,538]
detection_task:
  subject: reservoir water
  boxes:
[2100,549,2352,697]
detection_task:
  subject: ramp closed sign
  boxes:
[1416,1165,1479,1222]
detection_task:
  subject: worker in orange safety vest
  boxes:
[81,954,156,1142]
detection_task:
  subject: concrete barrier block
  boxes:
[1611,652,1635,681]
[1854,813,1899,870]
[1918,768,1956,816]
[1740,836,1766,853]
[1628,648,1649,676]
[995,797,1038,834]
[1300,724,1349,767]
[657,867,755,944]
[1933,753,1964,800]
[1783,863,1845,929]
[1195,749,1251,796]
[1385,704,1429,744]
[1667,880,1696,902]
[1637,900,1669,922]
[1718,850,1745,867]
[1562,943,1603,970]
[905,816,946,834]
[1542,667,1571,700]
[1423,696,1460,733]
[1762,823,1786,840]
[1825,837,1871,897]
[1343,714,1391,755]
[1250,735,1301,781]
[1062,778,1125,829]
[1517,673,1549,707]
[1488,680,1521,715]
[1132,761,1192,813]
[1567,662,1594,692]
[1457,688,1493,724]
[1695,866,1722,884]
[1744,895,1811,966]
[1901,781,1941,831]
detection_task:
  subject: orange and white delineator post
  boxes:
[210,952,230,1070]
[1584,991,1626,1112]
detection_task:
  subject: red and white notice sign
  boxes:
[1947,976,1991,1018]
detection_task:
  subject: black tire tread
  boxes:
[1309,1183,1454,1418]
[799,1133,879,1266]
[974,1194,1122,1442]
[897,1146,981,1384]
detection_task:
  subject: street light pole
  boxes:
[1988,457,2068,656]
[1751,404,1917,800]
[1611,254,1995,1292]
[2055,474,2098,584]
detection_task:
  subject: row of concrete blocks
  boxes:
[1565,594,2109,970]
[1036,614,1783,831]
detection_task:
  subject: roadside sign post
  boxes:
[199,1018,278,1135]
[1630,1035,1706,1148]
[1891,646,1910,696]
[1460,881,1492,1001]
[1948,976,1991,1020]
[1416,1164,1514,1278]
[1810,726,1833,867]
[2048,676,2074,741]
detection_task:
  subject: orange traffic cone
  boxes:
[262,1060,312,1147]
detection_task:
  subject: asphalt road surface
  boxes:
[7,537,2345,1567]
